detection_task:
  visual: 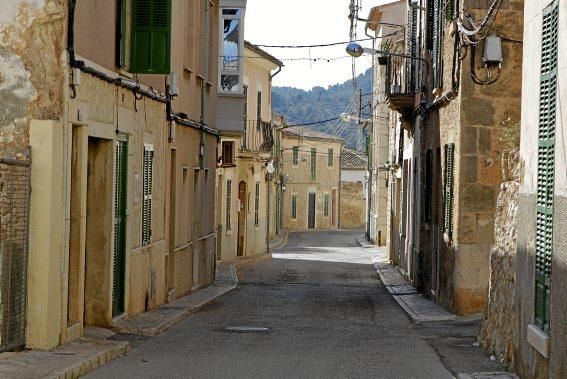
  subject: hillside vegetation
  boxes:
[272,68,372,149]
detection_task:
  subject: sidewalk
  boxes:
[356,235,456,323]
[0,263,238,378]
[0,335,130,379]
[113,262,238,335]
[269,231,288,251]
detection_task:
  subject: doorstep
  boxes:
[357,235,456,323]
[0,336,130,378]
[113,263,238,336]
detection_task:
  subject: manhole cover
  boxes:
[225,326,270,333]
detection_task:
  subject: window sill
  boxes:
[254,225,260,231]
[221,163,237,168]
[527,324,550,358]
[218,92,246,98]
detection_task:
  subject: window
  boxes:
[310,148,317,181]
[254,181,260,226]
[256,91,262,130]
[226,180,232,230]
[432,0,443,89]
[323,193,329,217]
[445,0,455,21]
[243,85,248,129]
[142,144,154,246]
[220,8,243,92]
[534,0,559,334]
[292,146,299,165]
[222,141,234,165]
[328,148,334,167]
[443,144,455,241]
[130,0,172,74]
[291,194,297,219]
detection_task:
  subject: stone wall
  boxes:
[339,181,365,229]
[479,150,519,368]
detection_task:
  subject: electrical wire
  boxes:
[253,37,375,49]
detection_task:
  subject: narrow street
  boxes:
[87,230,501,378]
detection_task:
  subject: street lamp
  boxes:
[345,41,426,62]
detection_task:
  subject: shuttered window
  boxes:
[142,144,154,246]
[424,149,433,223]
[226,180,232,230]
[432,0,443,89]
[293,146,299,165]
[113,138,128,316]
[406,2,418,91]
[291,194,297,219]
[535,0,558,334]
[328,148,334,167]
[130,0,172,74]
[310,148,317,181]
[254,181,260,226]
[445,0,455,21]
[323,193,329,217]
[257,92,262,131]
[443,144,455,240]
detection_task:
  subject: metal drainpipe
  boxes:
[199,0,210,169]
[266,67,282,254]
[365,26,376,242]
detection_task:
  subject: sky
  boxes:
[244,0,389,90]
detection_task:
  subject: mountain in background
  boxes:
[272,68,372,150]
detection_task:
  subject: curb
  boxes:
[269,232,289,250]
[52,340,131,379]
[113,266,239,336]
[371,258,457,323]
[356,234,375,249]
[234,253,272,268]
[0,339,130,379]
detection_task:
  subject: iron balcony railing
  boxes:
[385,54,420,101]
[242,120,274,153]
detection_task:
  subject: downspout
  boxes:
[266,65,282,255]
[365,25,376,241]
[200,0,210,169]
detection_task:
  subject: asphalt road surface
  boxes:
[87,230,462,378]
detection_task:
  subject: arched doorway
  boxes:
[237,181,247,257]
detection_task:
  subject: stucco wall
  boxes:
[514,1,567,377]
[281,135,342,230]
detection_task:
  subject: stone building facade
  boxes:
[1,0,219,351]
[280,127,343,231]
[339,147,367,229]
[366,0,523,315]
[216,37,283,262]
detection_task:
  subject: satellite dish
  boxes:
[266,160,276,174]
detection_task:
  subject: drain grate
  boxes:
[225,326,270,333]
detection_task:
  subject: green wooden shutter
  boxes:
[291,195,297,219]
[254,182,260,226]
[426,0,434,50]
[324,194,329,217]
[113,138,128,316]
[293,147,299,165]
[432,0,442,89]
[142,145,154,246]
[328,149,334,167]
[130,0,172,74]
[310,148,317,181]
[445,0,455,21]
[443,144,455,239]
[226,180,232,230]
[535,0,559,334]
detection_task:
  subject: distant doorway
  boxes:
[308,192,316,229]
[237,181,247,257]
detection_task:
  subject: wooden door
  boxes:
[237,181,247,256]
[308,193,316,229]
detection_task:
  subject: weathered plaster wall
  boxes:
[0,0,65,157]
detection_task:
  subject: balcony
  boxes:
[385,55,419,113]
[241,120,274,154]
